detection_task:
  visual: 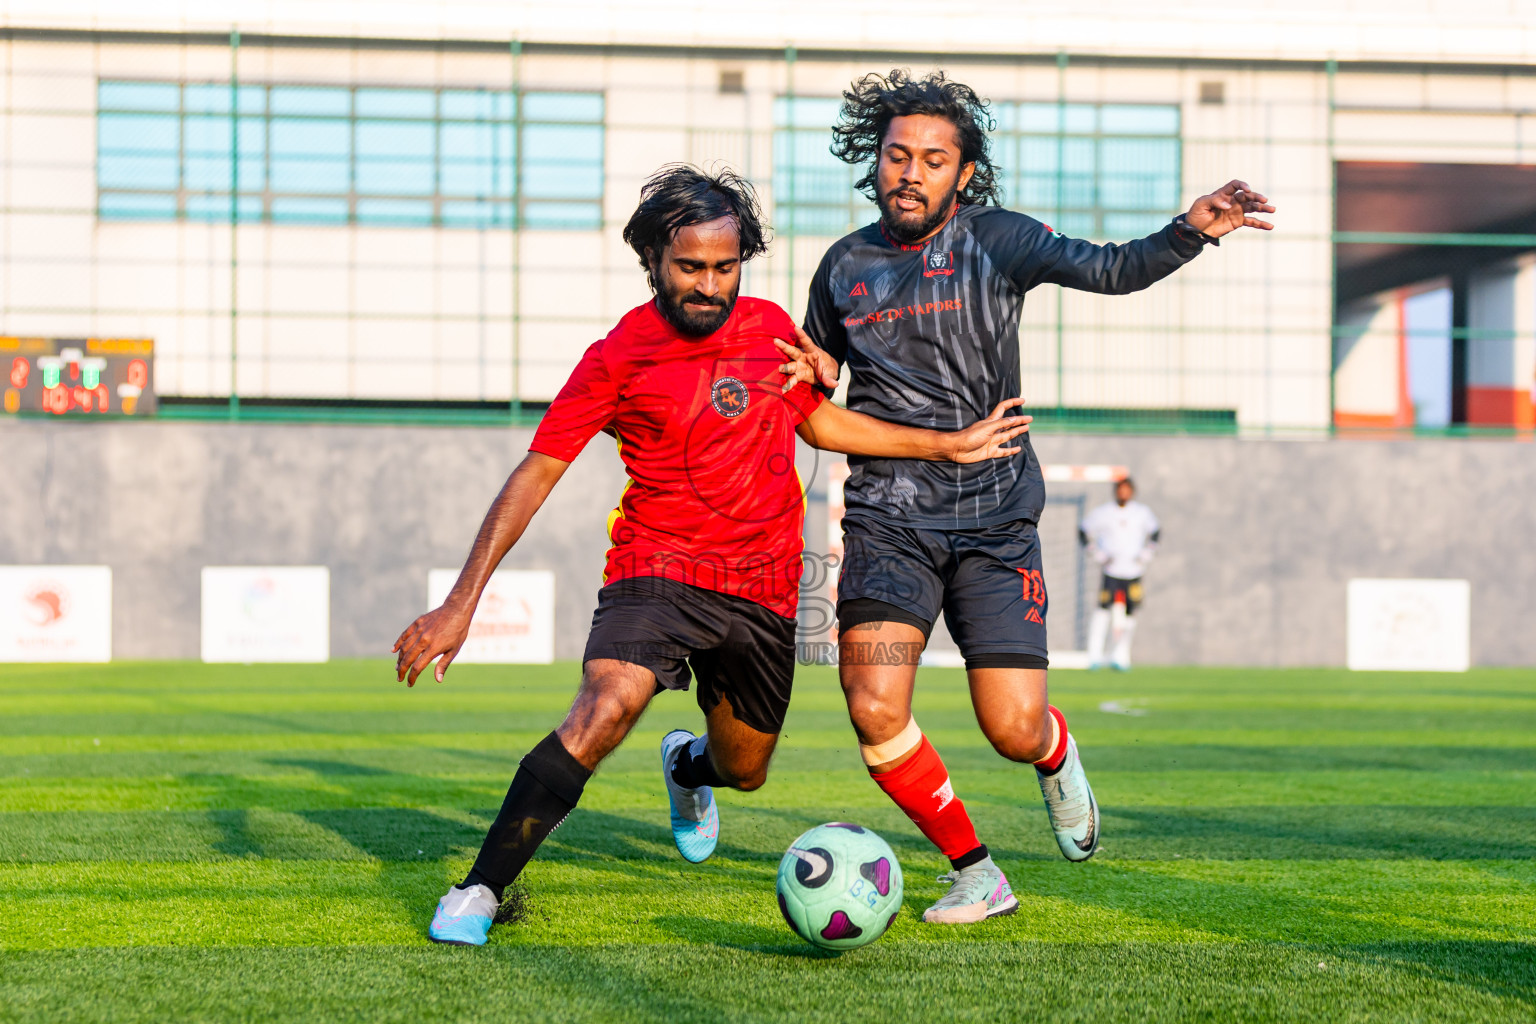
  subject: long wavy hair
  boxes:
[830,69,1001,207]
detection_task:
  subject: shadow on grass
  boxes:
[941,744,1536,774]
[1347,941,1536,1007]
[267,758,394,777]
[1099,804,1536,860]
[649,915,843,959]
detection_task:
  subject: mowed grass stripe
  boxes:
[4,769,1535,812]
[3,942,1532,1024]
[9,727,1536,756]
[2,857,1532,949]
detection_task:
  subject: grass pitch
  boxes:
[1,661,1532,1023]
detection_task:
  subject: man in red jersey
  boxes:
[392,165,1031,945]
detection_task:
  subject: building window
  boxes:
[996,102,1181,239]
[96,80,604,229]
[773,97,864,237]
[771,98,1180,240]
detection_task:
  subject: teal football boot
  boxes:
[661,729,719,863]
[1037,735,1100,861]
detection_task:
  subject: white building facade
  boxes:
[3,1,1535,431]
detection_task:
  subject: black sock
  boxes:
[462,731,591,902]
[950,843,990,872]
[669,733,726,790]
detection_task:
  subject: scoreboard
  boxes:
[2,337,156,417]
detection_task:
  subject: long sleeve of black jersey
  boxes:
[801,245,851,396]
[976,208,1205,296]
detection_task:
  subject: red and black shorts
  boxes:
[583,576,797,735]
[1098,574,1145,615]
[835,515,1049,671]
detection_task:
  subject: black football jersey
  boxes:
[803,205,1204,529]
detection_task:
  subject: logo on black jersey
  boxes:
[922,249,954,277]
[849,281,869,297]
[710,375,749,418]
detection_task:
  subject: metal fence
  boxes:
[1,30,1534,434]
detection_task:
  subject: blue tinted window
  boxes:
[269,118,351,193]
[356,120,435,196]
[97,79,603,229]
[772,98,862,236]
[998,101,1180,239]
[522,92,602,122]
[269,86,350,116]
[98,81,179,111]
[355,88,435,119]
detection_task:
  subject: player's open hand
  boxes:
[776,325,840,391]
[1184,180,1275,238]
[945,397,1032,463]
[392,603,473,686]
[773,337,820,393]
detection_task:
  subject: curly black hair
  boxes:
[830,69,1000,207]
[622,164,770,291]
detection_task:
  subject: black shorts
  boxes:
[835,515,1049,670]
[582,576,797,735]
[1098,574,1145,615]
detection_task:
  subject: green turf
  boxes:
[1,661,1532,1023]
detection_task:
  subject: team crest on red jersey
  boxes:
[710,375,749,418]
[923,250,954,277]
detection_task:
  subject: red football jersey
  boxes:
[531,296,825,618]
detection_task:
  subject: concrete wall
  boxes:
[2,418,1533,666]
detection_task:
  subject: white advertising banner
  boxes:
[202,566,330,663]
[1347,578,1470,672]
[0,566,112,662]
[427,569,555,664]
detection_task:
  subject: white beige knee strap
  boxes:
[859,716,923,767]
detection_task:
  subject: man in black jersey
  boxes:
[793,69,1274,924]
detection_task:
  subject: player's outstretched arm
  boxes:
[392,451,569,686]
[1033,181,1275,296]
[795,394,1031,463]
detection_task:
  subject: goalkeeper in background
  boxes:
[1079,477,1160,671]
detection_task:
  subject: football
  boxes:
[775,823,904,950]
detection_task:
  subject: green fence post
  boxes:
[510,38,523,426]
[1326,54,1337,435]
[229,27,241,421]
[784,45,797,319]
[1054,50,1067,416]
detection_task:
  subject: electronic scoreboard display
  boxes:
[2,337,156,417]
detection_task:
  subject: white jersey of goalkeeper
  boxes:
[1080,500,1161,580]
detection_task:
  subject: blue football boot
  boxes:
[428,883,498,945]
[660,729,719,863]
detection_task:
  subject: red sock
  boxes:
[869,736,981,863]
[1035,705,1070,773]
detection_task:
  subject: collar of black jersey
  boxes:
[878,200,960,251]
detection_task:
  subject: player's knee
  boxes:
[984,712,1052,763]
[842,688,908,740]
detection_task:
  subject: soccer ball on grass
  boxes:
[775,822,903,950]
